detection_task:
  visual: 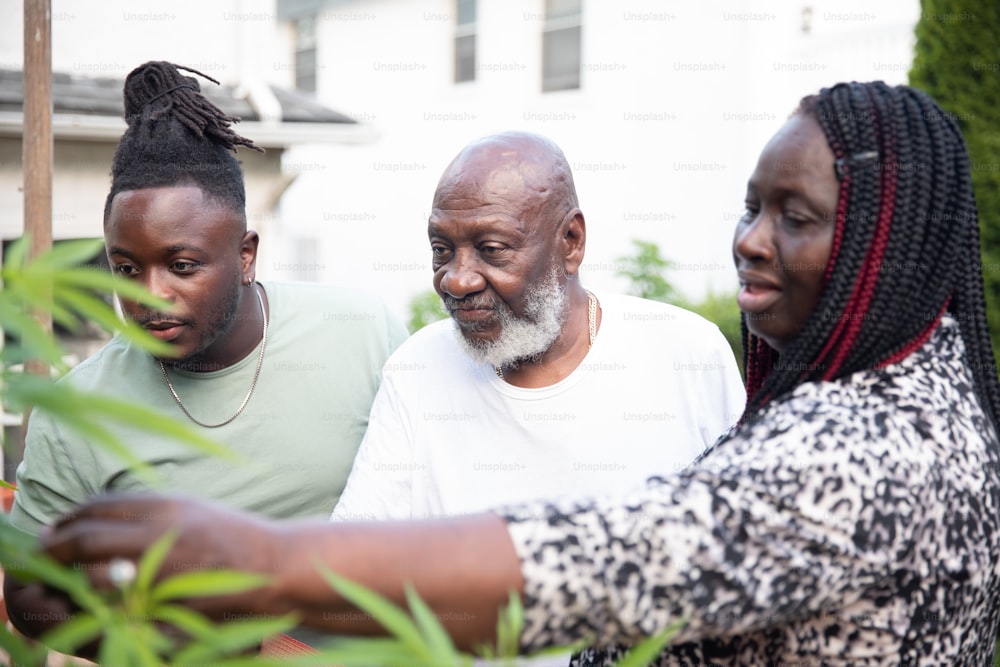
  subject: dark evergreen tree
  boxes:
[910,0,1000,365]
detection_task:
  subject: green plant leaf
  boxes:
[3,235,28,269]
[0,619,48,666]
[136,529,178,597]
[26,237,104,269]
[96,624,135,667]
[4,377,241,487]
[0,541,107,614]
[197,657,307,667]
[4,377,160,485]
[37,612,104,655]
[151,603,218,640]
[0,299,66,367]
[56,265,168,307]
[151,570,270,604]
[495,589,523,659]
[79,391,241,462]
[405,582,457,662]
[169,614,299,664]
[313,637,446,667]
[612,618,685,667]
[318,566,426,655]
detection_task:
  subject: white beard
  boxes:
[450,268,567,370]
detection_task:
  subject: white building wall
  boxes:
[0,0,922,323]
[279,0,921,322]
[0,0,284,86]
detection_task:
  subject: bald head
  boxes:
[433,132,579,228]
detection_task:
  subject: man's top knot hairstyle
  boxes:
[104,61,264,222]
[742,81,1000,433]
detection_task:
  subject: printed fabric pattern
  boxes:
[503,317,1000,665]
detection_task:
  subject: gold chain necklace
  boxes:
[496,290,598,381]
[159,285,268,428]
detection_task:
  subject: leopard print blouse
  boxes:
[502,317,1000,665]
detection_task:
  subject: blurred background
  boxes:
[0,0,924,325]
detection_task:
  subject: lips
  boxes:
[450,307,495,325]
[737,271,782,313]
[444,295,498,326]
[142,321,186,342]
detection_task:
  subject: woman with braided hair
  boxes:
[39,81,1000,664]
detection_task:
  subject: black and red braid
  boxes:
[740,81,1000,435]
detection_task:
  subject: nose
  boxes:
[143,267,176,302]
[437,250,486,299]
[733,211,775,264]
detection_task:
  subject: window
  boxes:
[542,0,582,92]
[295,14,318,92]
[454,0,476,83]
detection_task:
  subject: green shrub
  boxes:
[909,0,1000,365]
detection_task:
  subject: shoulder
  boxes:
[598,292,732,354]
[603,293,723,332]
[56,336,139,391]
[733,362,943,463]
[386,319,457,359]
[263,280,386,313]
[378,318,482,382]
[262,281,405,334]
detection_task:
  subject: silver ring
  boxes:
[108,557,137,589]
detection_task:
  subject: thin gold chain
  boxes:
[496,290,598,381]
[159,285,267,428]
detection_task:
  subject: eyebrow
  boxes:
[107,244,207,258]
[165,244,206,254]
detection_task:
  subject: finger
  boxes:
[43,518,171,572]
[50,493,180,530]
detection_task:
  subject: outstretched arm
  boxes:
[42,495,523,651]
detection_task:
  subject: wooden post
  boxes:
[18,0,53,474]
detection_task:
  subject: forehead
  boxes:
[106,185,243,246]
[428,204,533,244]
[750,114,835,187]
[429,150,550,237]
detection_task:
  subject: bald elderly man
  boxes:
[333,131,745,522]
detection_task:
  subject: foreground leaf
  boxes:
[38,613,103,655]
[170,614,299,664]
[318,567,426,654]
[151,570,270,604]
[614,618,685,667]
[406,583,457,663]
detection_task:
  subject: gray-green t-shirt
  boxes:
[10,280,408,534]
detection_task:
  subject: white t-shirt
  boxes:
[332,292,746,521]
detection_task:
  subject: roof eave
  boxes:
[0,111,379,147]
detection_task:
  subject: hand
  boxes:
[41,493,281,620]
[4,575,80,638]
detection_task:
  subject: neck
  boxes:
[499,285,599,388]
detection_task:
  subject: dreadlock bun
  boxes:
[104,61,263,222]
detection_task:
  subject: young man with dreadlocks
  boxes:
[4,61,407,637]
[37,81,1000,663]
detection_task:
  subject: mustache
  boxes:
[129,311,189,326]
[442,295,498,312]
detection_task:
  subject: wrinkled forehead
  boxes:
[434,143,553,213]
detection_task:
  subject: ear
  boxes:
[240,230,260,284]
[560,211,586,277]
